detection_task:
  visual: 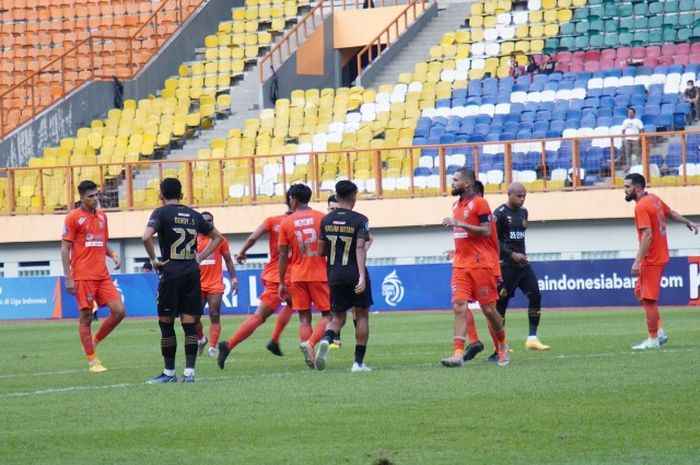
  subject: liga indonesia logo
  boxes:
[381,270,404,307]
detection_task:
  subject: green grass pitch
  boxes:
[1,308,699,465]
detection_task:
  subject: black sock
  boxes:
[323,329,337,344]
[354,344,366,365]
[527,292,542,337]
[182,322,198,369]
[159,321,177,371]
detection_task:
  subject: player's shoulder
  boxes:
[495,204,508,214]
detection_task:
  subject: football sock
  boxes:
[495,329,506,351]
[466,309,480,344]
[309,314,330,347]
[93,315,121,345]
[182,322,198,369]
[354,344,366,365]
[227,314,263,351]
[299,321,313,342]
[642,300,660,339]
[271,305,294,343]
[195,320,204,340]
[183,367,195,377]
[496,298,508,321]
[487,321,499,353]
[209,322,222,347]
[323,329,337,344]
[79,324,95,360]
[527,292,542,336]
[453,336,466,357]
[159,321,177,371]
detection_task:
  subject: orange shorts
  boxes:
[634,264,665,302]
[451,267,498,305]
[289,281,330,312]
[74,279,121,311]
[201,283,225,296]
[259,279,290,310]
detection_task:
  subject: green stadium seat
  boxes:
[575,35,588,48]
[560,36,575,50]
[618,4,633,17]
[678,28,692,41]
[619,17,634,32]
[695,0,700,9]
[633,31,649,46]
[665,1,679,13]
[560,22,575,36]
[589,34,604,48]
[648,16,663,30]
[679,0,693,11]
[679,13,694,27]
[663,27,678,42]
[633,3,647,16]
[649,29,664,44]
[604,19,618,33]
[648,1,663,16]
[619,32,633,46]
[588,0,603,5]
[602,3,617,18]
[604,32,618,48]
[634,17,648,30]
[575,21,589,34]
[589,19,604,33]
[544,38,559,53]
[574,7,589,20]
[664,14,679,28]
[589,5,604,18]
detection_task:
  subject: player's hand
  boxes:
[511,252,529,266]
[442,217,457,228]
[687,222,699,234]
[235,252,247,264]
[151,259,169,270]
[232,280,239,295]
[355,277,366,295]
[65,277,76,295]
[631,259,641,276]
[111,254,121,270]
[444,249,455,261]
[278,283,289,300]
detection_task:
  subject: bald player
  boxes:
[493,182,549,358]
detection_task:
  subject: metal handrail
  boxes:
[0,0,201,139]
[2,129,698,215]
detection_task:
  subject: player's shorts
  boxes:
[74,279,121,311]
[201,281,225,296]
[157,271,202,318]
[259,279,292,310]
[451,267,498,305]
[290,281,330,312]
[498,265,539,300]
[634,264,665,302]
[330,278,374,313]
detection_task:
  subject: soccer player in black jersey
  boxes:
[493,182,550,357]
[315,181,373,372]
[142,178,225,383]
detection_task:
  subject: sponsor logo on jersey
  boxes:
[381,270,404,307]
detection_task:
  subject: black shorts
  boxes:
[330,280,374,313]
[157,271,202,318]
[498,265,539,300]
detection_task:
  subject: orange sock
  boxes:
[642,300,659,338]
[309,315,330,347]
[209,323,222,347]
[487,322,499,353]
[453,336,466,357]
[271,306,294,343]
[94,315,121,344]
[227,314,263,351]
[79,324,95,360]
[466,309,480,344]
[299,322,312,342]
[195,320,204,339]
[495,329,506,351]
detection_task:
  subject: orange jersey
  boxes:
[634,193,671,266]
[261,214,286,283]
[197,234,230,292]
[62,207,110,281]
[279,208,327,282]
[452,195,494,269]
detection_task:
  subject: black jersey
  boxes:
[494,204,528,268]
[319,208,371,286]
[147,204,213,281]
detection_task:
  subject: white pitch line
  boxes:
[0,364,152,380]
[1,347,696,399]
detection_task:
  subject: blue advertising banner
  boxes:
[2,257,700,320]
[0,276,58,320]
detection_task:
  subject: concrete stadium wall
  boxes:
[0,0,242,168]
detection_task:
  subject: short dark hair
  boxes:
[688,80,695,85]
[456,167,476,183]
[142,261,153,271]
[78,180,98,196]
[327,194,338,205]
[335,180,358,200]
[160,177,182,200]
[288,183,312,204]
[627,107,636,115]
[473,180,484,196]
[201,211,213,221]
[624,173,646,189]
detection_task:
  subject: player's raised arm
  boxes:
[667,210,699,234]
[197,227,224,264]
[237,223,268,263]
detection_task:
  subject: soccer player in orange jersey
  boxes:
[60,180,125,373]
[623,173,698,349]
[195,212,238,357]
[278,184,331,369]
[441,168,509,367]
[216,202,295,370]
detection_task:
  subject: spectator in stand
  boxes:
[540,54,556,74]
[621,107,644,170]
[509,55,525,78]
[526,55,539,75]
[683,80,700,122]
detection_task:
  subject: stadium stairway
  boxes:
[362,1,477,89]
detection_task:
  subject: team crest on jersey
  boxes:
[381,270,404,307]
[78,217,86,225]
[86,293,94,303]
[62,226,69,237]
[86,233,94,241]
